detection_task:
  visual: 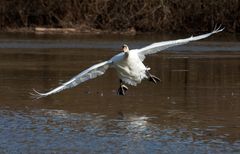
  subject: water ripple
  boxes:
[0,109,239,153]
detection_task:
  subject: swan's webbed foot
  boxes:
[148,74,161,84]
[117,84,128,95]
[117,80,128,96]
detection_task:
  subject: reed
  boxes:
[0,0,239,33]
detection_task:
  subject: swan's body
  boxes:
[111,50,148,86]
[31,25,224,98]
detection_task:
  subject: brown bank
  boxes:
[0,0,239,34]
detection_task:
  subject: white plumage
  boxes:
[31,25,224,98]
[112,50,148,86]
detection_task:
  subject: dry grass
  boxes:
[0,0,239,33]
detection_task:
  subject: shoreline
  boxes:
[0,26,137,35]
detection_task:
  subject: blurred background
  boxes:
[0,0,239,33]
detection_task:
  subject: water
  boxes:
[0,32,240,153]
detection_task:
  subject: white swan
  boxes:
[31,25,224,98]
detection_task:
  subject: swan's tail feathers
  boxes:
[29,89,48,100]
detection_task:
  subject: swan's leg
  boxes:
[146,71,161,84]
[117,79,128,95]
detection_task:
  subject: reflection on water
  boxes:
[1,109,239,153]
[0,33,240,153]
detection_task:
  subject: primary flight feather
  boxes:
[31,25,224,99]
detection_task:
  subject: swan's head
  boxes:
[122,44,129,52]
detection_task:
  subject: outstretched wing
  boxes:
[31,60,112,99]
[136,25,224,61]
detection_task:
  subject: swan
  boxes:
[31,25,224,99]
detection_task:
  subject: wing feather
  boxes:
[136,25,224,61]
[31,60,111,99]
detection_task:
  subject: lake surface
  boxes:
[0,32,240,153]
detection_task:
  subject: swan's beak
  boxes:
[122,44,129,52]
[121,47,125,52]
